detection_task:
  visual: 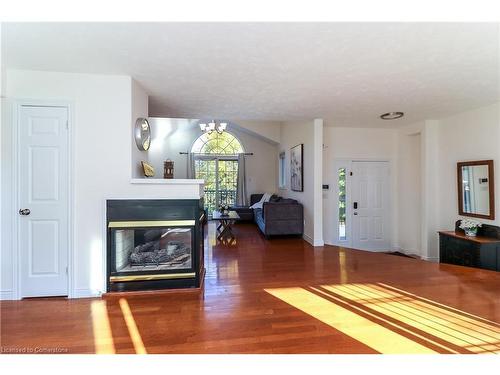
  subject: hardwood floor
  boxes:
[2,222,500,354]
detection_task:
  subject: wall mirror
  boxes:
[457,160,495,220]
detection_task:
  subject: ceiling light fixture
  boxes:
[380,112,404,120]
[199,120,227,134]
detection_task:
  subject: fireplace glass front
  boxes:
[112,227,193,272]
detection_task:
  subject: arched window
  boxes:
[191,131,244,154]
[191,131,244,215]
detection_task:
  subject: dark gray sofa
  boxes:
[250,194,304,238]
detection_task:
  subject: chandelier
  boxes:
[199,120,227,134]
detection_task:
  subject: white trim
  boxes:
[0,291,15,300]
[421,256,439,263]
[331,159,353,247]
[313,239,325,246]
[303,233,313,245]
[303,233,325,247]
[313,119,324,246]
[72,288,100,299]
[101,199,107,295]
[130,178,204,185]
[11,99,74,300]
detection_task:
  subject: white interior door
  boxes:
[351,161,390,251]
[18,105,69,297]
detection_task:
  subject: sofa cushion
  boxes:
[273,198,297,204]
[254,208,264,221]
[251,193,281,205]
[250,194,264,206]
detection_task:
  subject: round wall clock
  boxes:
[134,118,151,151]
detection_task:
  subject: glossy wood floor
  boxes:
[2,222,500,354]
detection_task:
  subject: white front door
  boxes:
[351,161,390,251]
[18,105,69,297]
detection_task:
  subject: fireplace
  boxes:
[106,199,205,292]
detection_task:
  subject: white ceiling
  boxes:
[2,22,499,127]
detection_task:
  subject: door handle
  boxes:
[353,202,358,209]
[19,208,31,216]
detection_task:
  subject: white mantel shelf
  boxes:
[130,178,204,185]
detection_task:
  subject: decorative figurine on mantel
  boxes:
[141,161,155,178]
[164,160,174,179]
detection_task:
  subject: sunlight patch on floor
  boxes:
[265,286,436,354]
[322,283,500,354]
[265,283,500,354]
[119,298,147,354]
[90,300,116,354]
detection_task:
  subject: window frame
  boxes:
[278,151,286,189]
[191,130,244,155]
[332,159,352,247]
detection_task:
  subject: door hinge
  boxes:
[66,120,69,130]
[65,266,68,275]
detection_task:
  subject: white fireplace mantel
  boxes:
[130,178,204,185]
[129,178,205,199]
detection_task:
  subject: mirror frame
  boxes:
[457,159,495,220]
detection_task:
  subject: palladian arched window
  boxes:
[191,131,245,214]
[191,131,244,155]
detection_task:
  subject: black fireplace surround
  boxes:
[106,199,205,292]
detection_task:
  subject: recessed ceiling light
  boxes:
[380,112,404,120]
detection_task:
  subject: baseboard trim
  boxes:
[392,246,423,258]
[303,234,313,245]
[72,288,101,299]
[303,234,324,247]
[1,289,103,300]
[0,290,15,300]
[421,256,439,263]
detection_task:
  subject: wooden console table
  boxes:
[439,222,500,271]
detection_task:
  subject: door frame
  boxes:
[10,99,75,300]
[331,158,392,250]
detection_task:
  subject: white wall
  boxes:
[279,119,323,245]
[233,120,281,144]
[138,118,279,197]
[436,103,500,229]
[140,118,199,179]
[236,125,279,196]
[0,95,12,299]
[0,26,7,299]
[131,79,149,178]
[396,103,500,261]
[1,69,203,299]
[322,126,398,247]
[397,131,421,255]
